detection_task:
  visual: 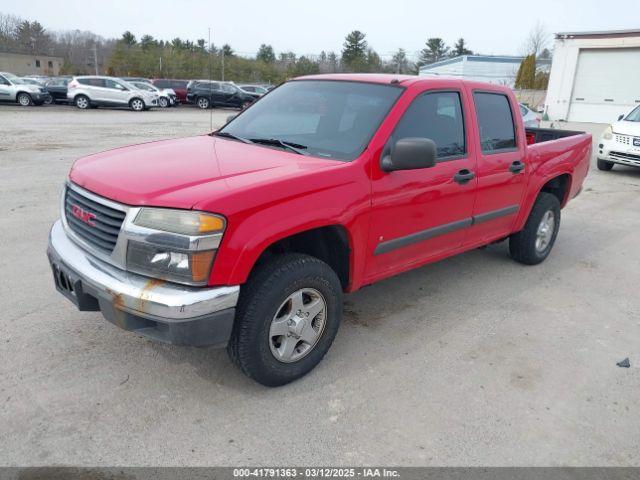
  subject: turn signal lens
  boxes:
[191,250,216,282]
[198,214,225,233]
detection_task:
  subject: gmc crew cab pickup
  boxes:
[48,74,591,386]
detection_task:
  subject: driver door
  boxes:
[365,88,478,281]
[103,79,129,105]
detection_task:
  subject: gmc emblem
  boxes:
[71,204,96,226]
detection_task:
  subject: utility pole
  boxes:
[221,52,225,82]
[93,43,99,75]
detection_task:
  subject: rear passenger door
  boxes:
[466,90,527,244]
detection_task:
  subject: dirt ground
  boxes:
[1,105,639,466]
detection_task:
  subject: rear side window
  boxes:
[474,93,516,153]
[392,91,466,160]
[79,78,105,87]
[154,79,168,88]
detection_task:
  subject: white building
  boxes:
[418,55,550,87]
[545,29,640,123]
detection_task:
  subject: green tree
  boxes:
[121,31,136,46]
[515,54,536,89]
[256,44,275,63]
[221,44,234,57]
[140,34,156,51]
[452,38,473,56]
[418,38,448,66]
[341,30,367,70]
[391,48,409,74]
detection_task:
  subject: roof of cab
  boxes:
[294,73,512,94]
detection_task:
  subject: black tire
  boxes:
[509,192,561,265]
[74,95,90,109]
[44,95,53,105]
[196,96,210,109]
[158,97,169,108]
[597,159,614,171]
[129,98,145,111]
[227,253,343,387]
[241,100,252,110]
[17,92,32,106]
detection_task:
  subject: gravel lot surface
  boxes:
[1,105,639,466]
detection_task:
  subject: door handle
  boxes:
[509,160,525,174]
[453,169,475,185]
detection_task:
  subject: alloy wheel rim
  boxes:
[198,98,208,108]
[269,288,327,363]
[535,210,555,252]
[132,99,143,110]
[77,97,88,108]
[19,95,29,106]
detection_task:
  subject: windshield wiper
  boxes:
[248,138,309,155]
[212,131,254,144]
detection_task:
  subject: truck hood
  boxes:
[612,120,640,136]
[69,135,341,209]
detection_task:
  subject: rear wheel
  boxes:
[597,159,614,171]
[197,96,210,109]
[129,98,145,111]
[227,253,343,387]
[74,95,90,109]
[44,95,53,105]
[509,192,561,265]
[158,97,169,108]
[241,100,252,110]
[17,93,32,106]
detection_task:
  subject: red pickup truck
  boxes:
[48,74,591,386]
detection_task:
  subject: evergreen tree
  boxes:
[452,38,473,56]
[418,38,449,66]
[391,48,409,74]
[256,44,276,63]
[515,54,536,89]
[341,30,367,70]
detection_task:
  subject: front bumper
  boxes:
[47,220,239,347]
[599,137,640,168]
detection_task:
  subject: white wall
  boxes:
[545,34,640,122]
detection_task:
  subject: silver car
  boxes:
[519,103,541,128]
[128,80,177,108]
[0,71,49,106]
[67,76,159,111]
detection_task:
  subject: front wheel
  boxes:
[129,98,145,111]
[597,159,614,171]
[241,100,252,110]
[509,192,561,265]
[17,93,32,106]
[227,253,343,387]
[158,97,169,108]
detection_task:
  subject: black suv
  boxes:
[187,81,255,109]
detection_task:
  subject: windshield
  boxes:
[133,82,156,92]
[625,106,640,122]
[4,73,26,85]
[219,80,404,161]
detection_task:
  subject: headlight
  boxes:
[128,208,225,285]
[134,208,225,235]
[602,125,613,140]
[127,241,216,285]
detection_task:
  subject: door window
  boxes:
[392,91,466,160]
[104,79,127,90]
[473,93,517,153]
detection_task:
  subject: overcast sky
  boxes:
[5,0,640,59]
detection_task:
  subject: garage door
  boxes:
[567,48,640,123]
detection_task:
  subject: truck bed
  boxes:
[525,127,586,145]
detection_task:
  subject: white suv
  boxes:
[0,71,49,106]
[67,76,158,111]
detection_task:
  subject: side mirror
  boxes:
[618,114,624,121]
[226,114,237,124]
[381,137,437,172]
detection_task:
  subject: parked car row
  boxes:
[0,71,274,111]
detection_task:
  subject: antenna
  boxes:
[208,27,213,132]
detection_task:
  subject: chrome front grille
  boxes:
[64,186,126,254]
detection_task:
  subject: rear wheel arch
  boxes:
[539,173,572,207]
